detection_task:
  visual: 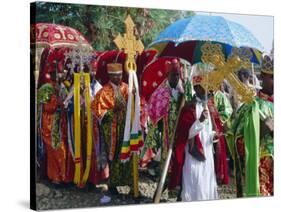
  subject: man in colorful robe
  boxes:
[38,65,73,184]
[169,73,218,201]
[91,63,133,194]
[230,54,274,197]
[88,64,108,186]
[144,59,186,179]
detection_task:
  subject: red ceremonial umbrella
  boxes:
[31,23,92,49]
[31,23,94,87]
[31,23,93,85]
[140,57,180,101]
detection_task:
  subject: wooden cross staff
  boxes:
[113,15,144,198]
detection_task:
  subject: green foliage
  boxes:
[33,2,194,51]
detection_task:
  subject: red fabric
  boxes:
[95,50,157,86]
[259,157,274,196]
[140,96,149,129]
[95,50,127,85]
[141,57,177,101]
[31,23,91,47]
[237,137,245,157]
[61,109,75,183]
[258,91,274,103]
[208,98,229,185]
[38,47,71,87]
[136,49,157,80]
[159,41,197,63]
[169,103,198,189]
[139,148,156,168]
[88,153,109,185]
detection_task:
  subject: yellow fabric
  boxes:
[130,138,140,145]
[73,73,81,185]
[63,80,71,89]
[121,146,130,153]
[81,73,93,185]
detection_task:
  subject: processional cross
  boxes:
[64,38,93,188]
[114,15,144,72]
[200,42,256,103]
[113,15,144,198]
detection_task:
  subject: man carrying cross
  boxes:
[91,63,133,195]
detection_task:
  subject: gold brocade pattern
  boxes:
[91,82,128,120]
[259,157,273,196]
[41,94,68,183]
[200,42,255,103]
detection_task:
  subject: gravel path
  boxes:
[36,171,236,210]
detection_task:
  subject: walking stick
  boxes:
[154,94,186,203]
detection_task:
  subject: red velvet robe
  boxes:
[208,97,229,185]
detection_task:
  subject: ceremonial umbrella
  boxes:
[143,14,265,102]
[31,23,93,85]
[140,56,181,101]
[31,23,92,49]
[148,14,264,64]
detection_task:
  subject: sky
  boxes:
[196,11,274,54]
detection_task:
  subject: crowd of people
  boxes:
[36,49,274,203]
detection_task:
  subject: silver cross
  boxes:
[64,38,93,73]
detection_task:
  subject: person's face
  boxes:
[194,85,207,100]
[241,74,249,84]
[261,72,273,94]
[109,73,122,86]
[168,71,180,88]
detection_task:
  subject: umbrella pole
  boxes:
[154,95,186,203]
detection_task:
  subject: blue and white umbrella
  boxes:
[148,14,264,64]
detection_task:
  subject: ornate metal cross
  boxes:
[200,42,256,103]
[64,38,92,73]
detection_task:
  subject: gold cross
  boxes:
[200,42,255,103]
[113,15,144,72]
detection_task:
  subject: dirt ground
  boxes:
[36,170,237,210]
